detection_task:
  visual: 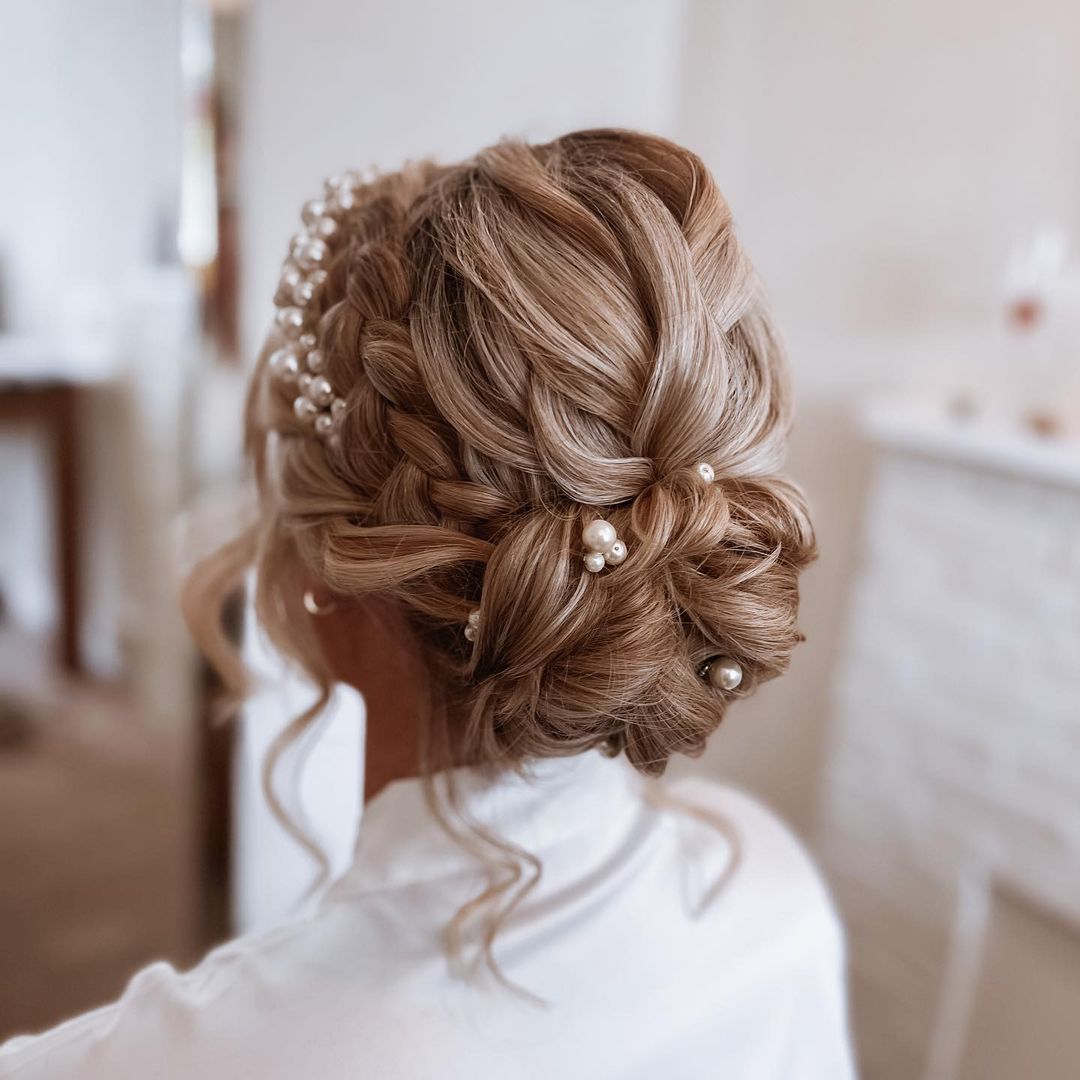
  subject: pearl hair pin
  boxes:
[464,609,481,642]
[582,519,627,573]
[268,169,376,440]
[700,655,743,691]
[695,462,716,483]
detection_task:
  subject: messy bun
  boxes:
[185,129,814,953]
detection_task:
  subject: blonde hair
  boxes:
[184,128,815,979]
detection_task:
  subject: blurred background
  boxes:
[1,1,1078,1076]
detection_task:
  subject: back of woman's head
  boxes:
[199,128,815,781]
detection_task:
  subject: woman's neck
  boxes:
[362,684,423,803]
[307,595,427,803]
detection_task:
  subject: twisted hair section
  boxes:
[184,129,815,980]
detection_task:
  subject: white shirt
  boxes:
[1,751,855,1079]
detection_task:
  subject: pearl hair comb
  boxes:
[266,171,374,439]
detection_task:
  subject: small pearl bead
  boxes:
[298,373,313,395]
[301,199,327,226]
[293,396,318,423]
[312,216,337,239]
[292,279,315,306]
[308,269,328,289]
[330,189,356,213]
[584,552,606,573]
[269,348,300,384]
[604,539,627,566]
[331,397,347,420]
[314,413,334,437]
[309,375,334,407]
[582,519,617,554]
[276,306,305,336]
[306,348,326,373]
[280,265,302,289]
[695,462,716,483]
[293,238,327,270]
[706,657,743,691]
[467,609,480,628]
[298,333,318,351]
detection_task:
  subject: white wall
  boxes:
[677,0,1080,831]
[240,0,689,356]
[0,0,180,334]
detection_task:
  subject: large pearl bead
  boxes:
[705,657,743,691]
[582,519,617,554]
[695,462,716,483]
[584,552,607,574]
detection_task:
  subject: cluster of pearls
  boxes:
[464,609,481,642]
[700,656,743,691]
[582,519,627,574]
[267,170,374,439]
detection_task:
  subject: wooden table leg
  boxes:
[50,386,82,675]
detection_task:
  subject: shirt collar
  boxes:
[329,750,644,897]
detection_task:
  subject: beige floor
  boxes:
[0,632,198,1042]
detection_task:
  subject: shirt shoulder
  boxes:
[655,775,847,964]
[0,918,316,1079]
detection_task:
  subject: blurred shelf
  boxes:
[861,398,1080,490]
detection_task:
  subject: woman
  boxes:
[1,130,853,1078]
